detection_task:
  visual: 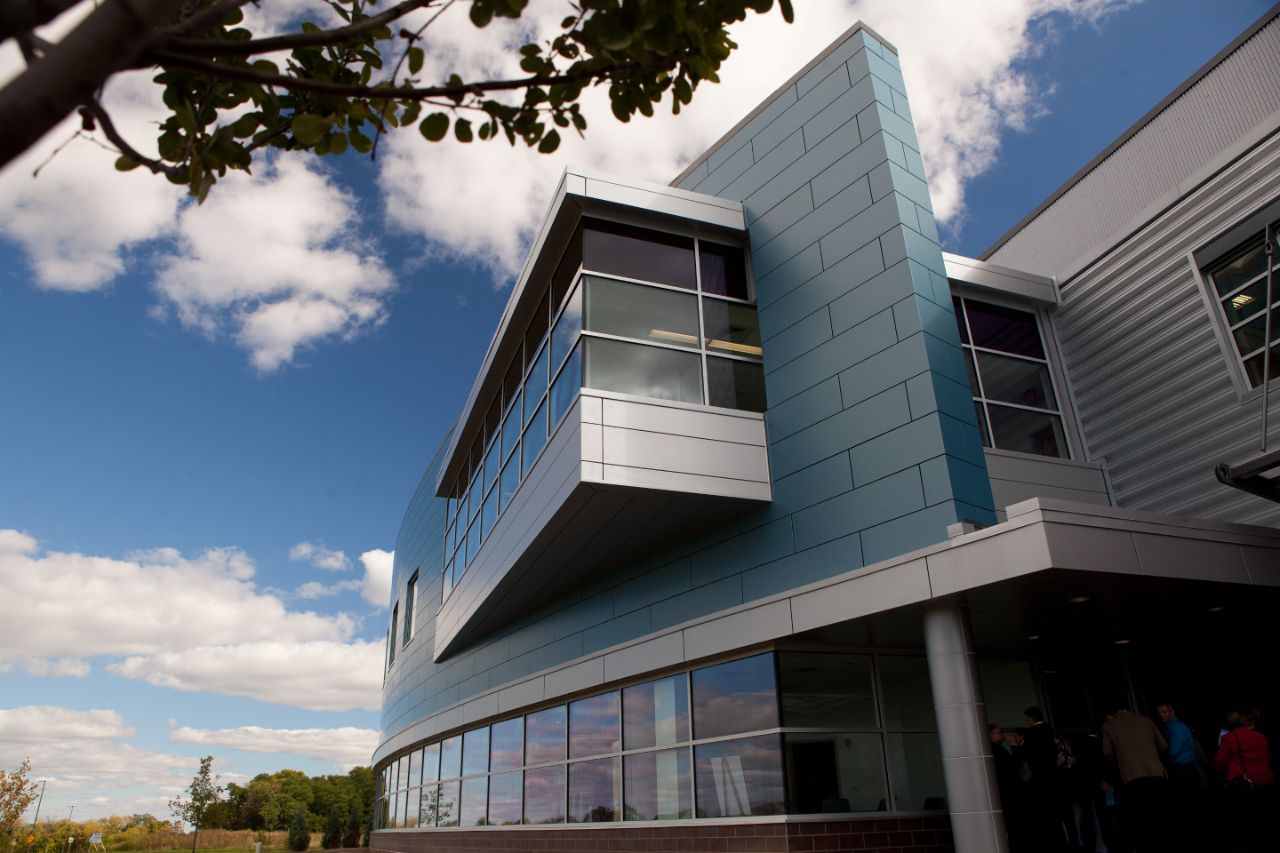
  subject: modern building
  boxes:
[371,7,1280,853]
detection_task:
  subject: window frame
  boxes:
[403,572,418,646]
[1191,198,1280,401]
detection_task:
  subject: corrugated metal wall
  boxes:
[1050,129,1280,525]
[987,14,1280,277]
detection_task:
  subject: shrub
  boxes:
[286,810,310,852]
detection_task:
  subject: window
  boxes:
[1204,221,1280,387]
[953,295,1068,458]
[387,603,398,668]
[403,573,417,645]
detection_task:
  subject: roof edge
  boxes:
[979,2,1280,262]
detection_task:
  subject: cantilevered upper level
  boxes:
[432,168,775,660]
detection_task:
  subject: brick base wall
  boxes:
[372,816,953,853]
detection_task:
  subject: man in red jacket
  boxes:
[1215,712,1275,850]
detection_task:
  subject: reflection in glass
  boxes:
[524,344,549,426]
[525,706,566,766]
[490,718,524,772]
[460,776,488,826]
[481,487,497,539]
[976,352,1056,409]
[779,653,877,729]
[568,757,620,823]
[439,735,462,780]
[487,771,523,826]
[421,742,440,783]
[694,735,785,817]
[963,300,1044,358]
[549,343,582,429]
[502,350,523,411]
[483,438,500,492]
[521,400,548,477]
[1210,239,1269,297]
[394,756,404,791]
[569,692,620,759]
[465,521,480,567]
[407,750,421,788]
[623,748,691,820]
[987,404,1066,458]
[584,338,703,405]
[462,727,490,777]
[419,786,441,827]
[878,657,935,730]
[582,219,696,290]
[584,276,699,347]
[623,675,689,750]
[691,653,778,740]
[702,299,761,358]
[784,733,887,813]
[699,242,749,300]
[886,733,947,811]
[388,787,398,828]
[551,282,582,371]
[500,453,519,511]
[467,475,483,522]
[706,357,766,412]
[436,781,459,827]
[523,765,566,824]
[502,392,522,460]
[525,289,550,365]
[403,785,420,827]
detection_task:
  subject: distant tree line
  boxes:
[203,767,373,848]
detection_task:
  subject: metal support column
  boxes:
[923,603,1009,853]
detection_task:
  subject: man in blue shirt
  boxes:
[1156,702,1202,847]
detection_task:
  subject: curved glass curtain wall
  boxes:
[373,651,946,830]
[440,218,766,601]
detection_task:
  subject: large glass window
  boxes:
[525,705,566,766]
[487,771,522,826]
[439,735,462,780]
[878,656,935,730]
[779,652,877,729]
[623,675,689,750]
[585,276,700,348]
[460,776,488,826]
[885,733,946,811]
[785,733,887,814]
[523,765,566,824]
[568,757,620,823]
[699,241,750,300]
[462,727,490,777]
[694,735,786,817]
[584,337,703,405]
[691,653,779,739]
[490,717,524,772]
[436,781,460,827]
[624,748,692,821]
[707,357,766,412]
[569,692,621,759]
[1205,223,1280,387]
[582,219,697,290]
[954,294,1068,458]
[702,299,762,359]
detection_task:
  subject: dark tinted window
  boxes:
[706,357,766,412]
[525,289,550,365]
[878,656,935,730]
[702,299,761,359]
[779,653,877,729]
[582,219,696,290]
[699,241,749,300]
[551,224,584,311]
[784,733,886,814]
[691,654,778,739]
[964,300,1044,358]
[693,735,785,817]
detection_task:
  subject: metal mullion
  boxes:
[1227,306,1274,333]
[870,655,896,812]
[980,397,1064,418]
[581,268,701,297]
[705,349,764,365]
[1216,268,1270,304]
[966,342,1051,366]
[580,330,703,356]
[695,238,710,406]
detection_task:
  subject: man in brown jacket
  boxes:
[1102,708,1181,853]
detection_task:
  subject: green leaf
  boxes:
[114,156,140,171]
[349,128,374,153]
[537,129,560,153]
[419,112,449,141]
[291,113,329,146]
[470,2,493,27]
[407,47,424,75]
[454,118,473,143]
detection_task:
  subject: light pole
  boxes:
[30,779,47,827]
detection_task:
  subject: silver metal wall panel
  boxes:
[986,15,1280,277]
[1048,128,1280,527]
[984,449,1109,517]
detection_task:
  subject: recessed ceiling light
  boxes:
[1208,606,1224,613]
[1027,634,1041,641]
[1232,293,1255,309]
[1114,639,1131,645]
[1068,595,1090,604]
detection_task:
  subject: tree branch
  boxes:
[0,0,188,170]
[81,97,185,178]
[161,0,441,57]
[149,49,628,101]
[0,0,86,45]
[163,0,259,38]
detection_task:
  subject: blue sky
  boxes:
[0,0,1271,823]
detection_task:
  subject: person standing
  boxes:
[1156,703,1202,846]
[1102,707,1180,853]
[1214,711,1275,851]
[1021,706,1072,850]
[990,724,1030,852]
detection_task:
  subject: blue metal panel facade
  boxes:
[378,25,994,742]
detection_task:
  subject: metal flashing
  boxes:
[943,252,1058,306]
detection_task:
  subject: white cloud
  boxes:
[296,579,361,600]
[151,155,396,372]
[0,530,381,710]
[290,541,351,571]
[358,549,394,609]
[170,724,378,769]
[0,706,134,741]
[0,529,37,555]
[110,640,382,712]
[378,0,1137,276]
